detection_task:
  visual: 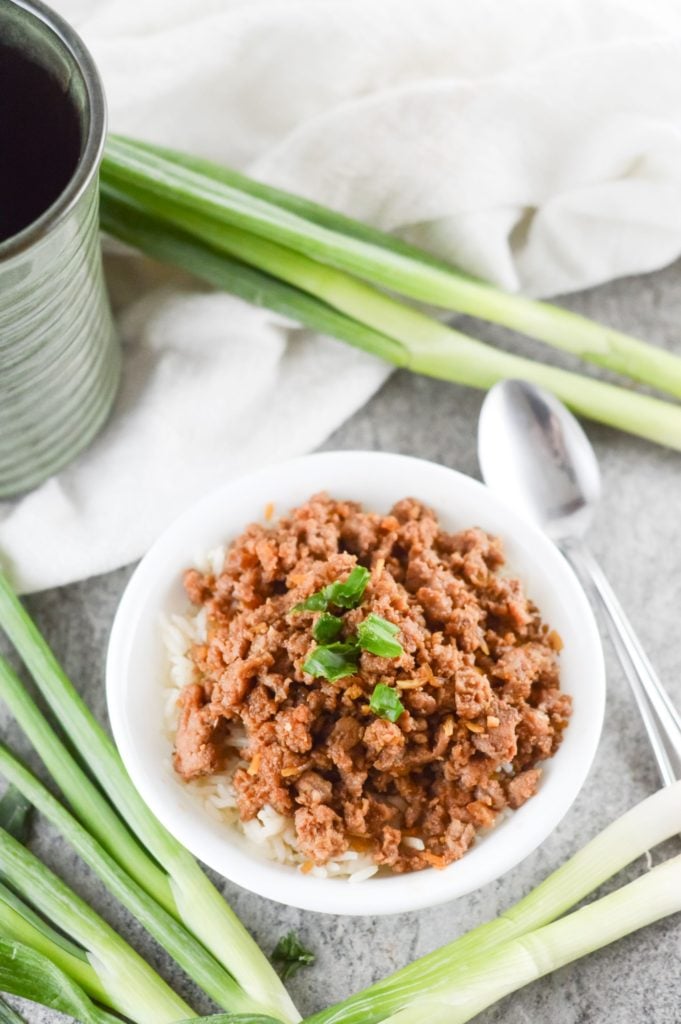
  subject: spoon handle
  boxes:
[563,542,681,786]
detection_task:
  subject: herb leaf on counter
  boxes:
[271,932,315,981]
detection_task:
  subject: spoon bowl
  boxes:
[478,379,681,786]
[478,379,601,544]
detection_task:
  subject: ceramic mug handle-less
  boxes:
[0,0,120,498]
[564,540,681,786]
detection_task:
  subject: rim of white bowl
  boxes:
[106,451,605,916]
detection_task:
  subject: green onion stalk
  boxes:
[102,134,681,400]
[0,573,299,1024]
[0,936,281,1024]
[0,937,121,1024]
[0,656,278,1017]
[382,854,681,1024]
[99,187,681,453]
[0,883,109,1006]
[0,826,192,1023]
[0,998,28,1024]
[304,780,681,1024]
[0,741,259,1013]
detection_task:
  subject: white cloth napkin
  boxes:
[4,0,681,593]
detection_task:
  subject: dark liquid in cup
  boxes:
[0,44,82,243]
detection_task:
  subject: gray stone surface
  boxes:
[2,261,681,1022]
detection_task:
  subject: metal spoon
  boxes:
[478,379,681,785]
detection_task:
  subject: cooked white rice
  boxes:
[161,545,379,882]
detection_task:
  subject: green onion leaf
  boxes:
[313,614,343,644]
[293,591,330,614]
[369,684,405,724]
[357,615,403,658]
[328,566,371,609]
[100,145,681,454]
[180,1017,283,1023]
[104,135,681,406]
[0,884,108,1006]
[294,566,371,615]
[0,786,32,844]
[303,643,360,682]
[0,937,120,1024]
[0,825,193,1023]
[304,781,681,1024]
[271,932,315,981]
[0,997,28,1024]
[0,742,247,1014]
[0,572,298,1024]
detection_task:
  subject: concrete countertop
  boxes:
[2,260,680,1023]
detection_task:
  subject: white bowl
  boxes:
[106,451,605,916]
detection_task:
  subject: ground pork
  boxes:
[173,683,225,780]
[172,493,571,873]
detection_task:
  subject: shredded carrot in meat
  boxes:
[423,852,448,869]
[345,684,364,700]
[349,836,373,853]
[247,752,261,775]
[373,557,385,579]
[281,766,301,778]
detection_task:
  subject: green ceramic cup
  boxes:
[0,0,120,498]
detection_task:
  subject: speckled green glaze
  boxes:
[0,0,119,498]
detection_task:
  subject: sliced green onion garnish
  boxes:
[303,643,360,681]
[313,613,343,643]
[356,614,403,658]
[293,591,330,614]
[329,566,371,608]
[368,684,405,724]
[294,566,371,614]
